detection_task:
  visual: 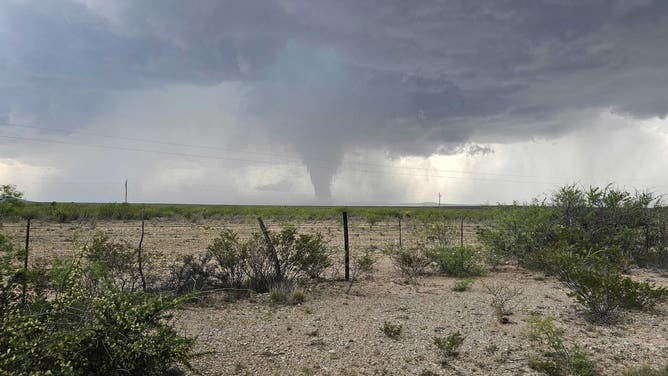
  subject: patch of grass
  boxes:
[452,278,474,292]
[380,321,402,339]
[269,281,306,305]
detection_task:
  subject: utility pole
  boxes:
[124,179,128,203]
[438,192,441,207]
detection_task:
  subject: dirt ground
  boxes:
[2,218,667,375]
[172,262,668,376]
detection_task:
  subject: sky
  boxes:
[1,0,668,205]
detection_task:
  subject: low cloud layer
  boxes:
[1,1,667,203]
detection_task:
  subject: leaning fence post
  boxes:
[343,211,350,281]
[258,217,282,281]
[137,211,147,292]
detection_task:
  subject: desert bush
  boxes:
[478,204,555,269]
[480,185,667,271]
[0,184,24,219]
[482,281,523,323]
[170,227,331,294]
[480,184,668,318]
[452,278,474,292]
[0,233,198,375]
[207,229,247,288]
[430,245,485,277]
[549,252,668,319]
[388,245,432,280]
[433,331,465,364]
[83,233,142,292]
[418,221,455,248]
[527,314,596,376]
[355,247,377,276]
[166,252,221,295]
[380,321,402,339]
[275,227,331,280]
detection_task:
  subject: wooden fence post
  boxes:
[21,218,30,307]
[258,217,282,281]
[343,211,350,281]
[460,217,464,248]
[137,212,147,292]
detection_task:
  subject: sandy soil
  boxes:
[173,260,668,376]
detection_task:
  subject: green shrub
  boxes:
[276,227,332,280]
[207,229,247,288]
[430,245,485,277]
[166,252,220,295]
[418,221,455,249]
[388,246,432,279]
[452,278,474,292]
[355,247,377,276]
[527,314,596,376]
[480,185,668,318]
[174,227,331,294]
[433,331,465,364]
[0,234,198,375]
[380,321,402,339]
[550,252,668,319]
[83,233,141,292]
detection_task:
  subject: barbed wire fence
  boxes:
[1,216,484,268]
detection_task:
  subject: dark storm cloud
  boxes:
[2,0,668,199]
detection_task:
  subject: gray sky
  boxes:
[1,0,667,205]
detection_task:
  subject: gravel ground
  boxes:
[4,219,666,375]
[173,259,668,376]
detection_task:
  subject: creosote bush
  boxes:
[169,226,332,295]
[549,252,668,319]
[430,245,485,277]
[388,245,432,280]
[479,184,668,318]
[0,232,198,375]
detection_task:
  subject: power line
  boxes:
[2,125,665,191]
[1,121,558,179]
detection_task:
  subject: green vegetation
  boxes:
[388,245,433,280]
[380,321,402,339]
[269,281,306,305]
[433,331,465,364]
[169,226,332,294]
[6,199,497,222]
[0,233,198,375]
[451,278,474,292]
[527,314,596,376]
[430,245,485,277]
[479,185,668,319]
